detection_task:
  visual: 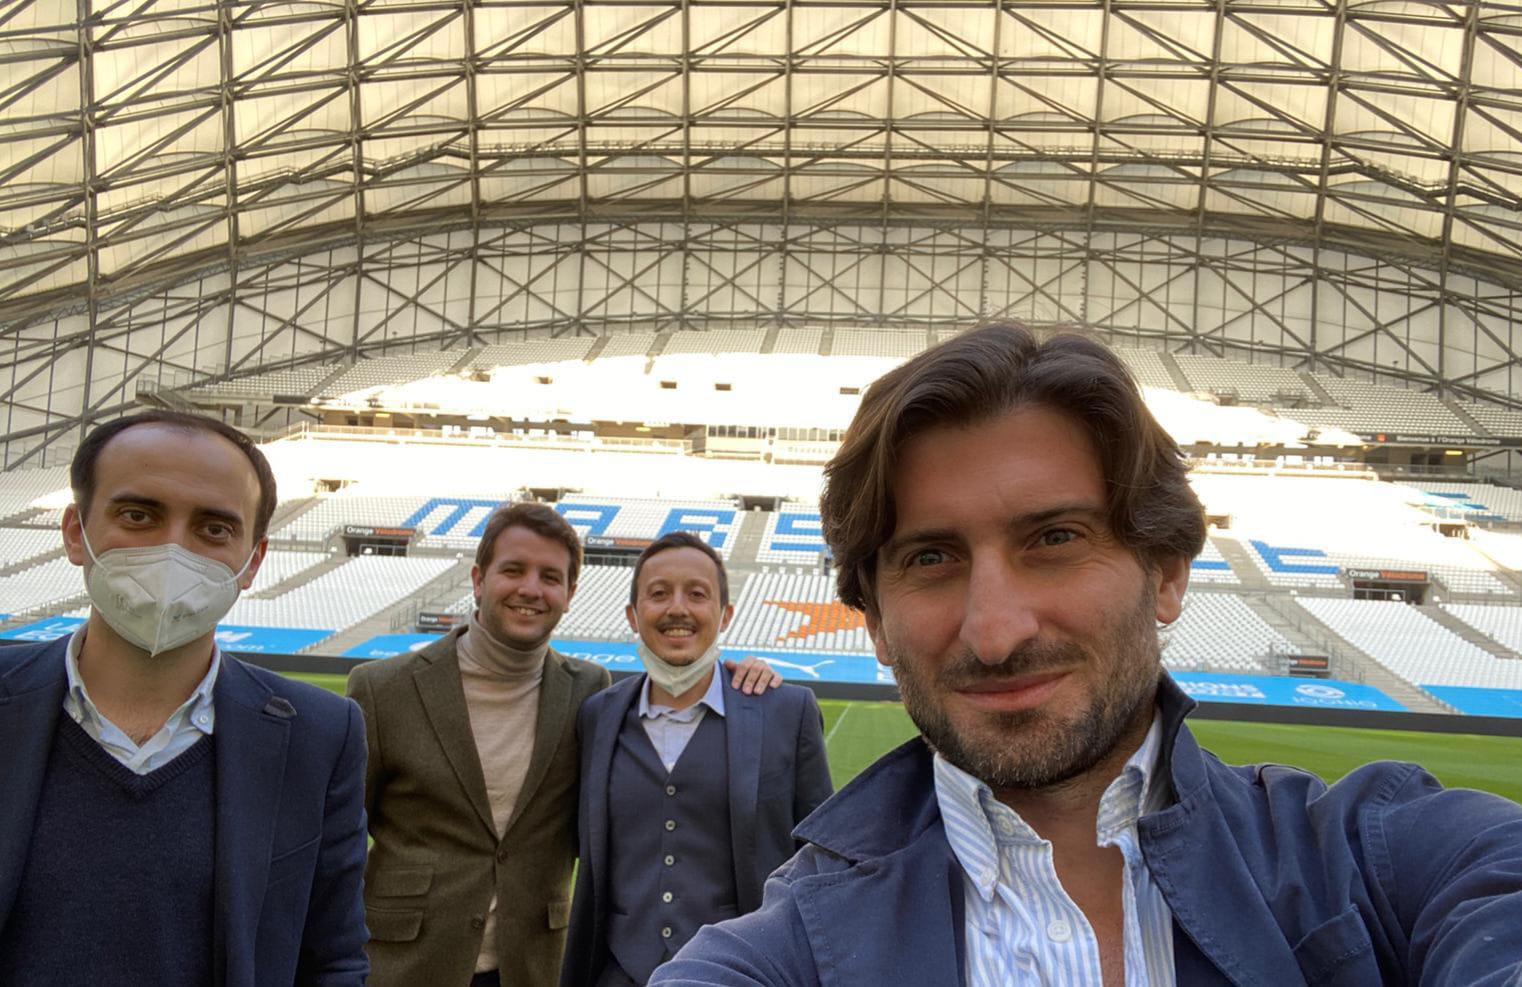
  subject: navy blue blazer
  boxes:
[0,637,370,987]
[562,671,834,987]
[653,675,1522,987]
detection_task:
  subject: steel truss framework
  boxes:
[5,0,1522,467]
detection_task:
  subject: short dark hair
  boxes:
[820,322,1206,616]
[629,531,730,608]
[475,501,583,589]
[71,410,279,542]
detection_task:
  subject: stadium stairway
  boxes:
[301,557,473,657]
[1158,352,1195,393]
[1211,537,1271,590]
[1298,373,1337,406]
[1261,595,1456,714]
[1419,605,1522,662]
[759,327,780,354]
[0,546,65,579]
[727,511,774,567]
[818,327,835,356]
[247,553,349,600]
[265,497,321,539]
[1441,399,1490,437]
[0,506,58,527]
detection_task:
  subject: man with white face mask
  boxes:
[561,531,834,987]
[0,411,368,987]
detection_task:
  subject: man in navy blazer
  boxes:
[562,532,833,987]
[0,411,367,986]
[653,325,1522,986]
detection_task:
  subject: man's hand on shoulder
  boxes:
[724,655,783,695]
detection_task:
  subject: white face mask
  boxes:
[636,638,723,697]
[80,527,255,656]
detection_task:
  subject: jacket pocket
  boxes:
[1291,905,1376,986]
[548,899,571,930]
[369,866,434,897]
[366,906,424,943]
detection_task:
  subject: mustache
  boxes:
[933,641,1083,688]
[658,619,698,632]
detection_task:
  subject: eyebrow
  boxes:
[880,502,1107,560]
[106,493,245,529]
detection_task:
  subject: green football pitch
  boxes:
[290,672,1522,805]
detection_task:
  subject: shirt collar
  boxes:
[63,623,222,738]
[933,708,1165,901]
[639,664,727,720]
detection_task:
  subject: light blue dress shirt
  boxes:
[934,713,1176,987]
[62,624,220,775]
[638,666,727,772]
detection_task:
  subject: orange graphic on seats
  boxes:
[764,601,866,642]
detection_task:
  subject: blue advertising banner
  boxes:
[341,633,445,659]
[1170,672,1406,711]
[0,617,329,655]
[1422,685,1522,719]
[0,616,85,641]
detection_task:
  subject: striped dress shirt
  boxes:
[933,713,1175,987]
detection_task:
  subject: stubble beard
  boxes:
[889,584,1161,793]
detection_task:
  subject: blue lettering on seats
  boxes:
[555,502,622,536]
[659,509,736,548]
[402,498,502,536]
[1250,539,1338,574]
[1190,559,1231,570]
[769,512,827,554]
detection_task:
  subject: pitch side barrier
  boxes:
[180,649,1522,740]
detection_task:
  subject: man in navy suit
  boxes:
[561,531,834,987]
[0,410,368,987]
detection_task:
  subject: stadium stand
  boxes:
[225,555,456,631]
[771,327,824,355]
[244,550,331,593]
[189,365,334,398]
[831,329,926,359]
[1294,375,1471,435]
[556,497,744,556]
[0,528,63,568]
[1410,482,1522,523]
[1111,348,1177,391]
[467,337,596,370]
[725,572,871,653]
[597,333,660,359]
[756,506,827,565]
[659,329,767,355]
[1173,354,1312,404]
[1456,401,1522,439]
[1189,538,1239,585]
[1442,604,1522,656]
[0,557,85,616]
[1297,596,1522,690]
[1162,592,1289,672]
[553,565,639,640]
[0,466,69,518]
[321,349,468,397]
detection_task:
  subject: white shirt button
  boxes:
[664,855,675,866]
[1047,919,1072,943]
[196,713,210,726]
[665,819,676,831]
[662,891,673,903]
[661,926,673,939]
[666,785,677,796]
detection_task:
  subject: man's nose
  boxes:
[958,554,1039,665]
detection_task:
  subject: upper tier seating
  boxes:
[771,327,823,355]
[1409,482,1522,523]
[831,329,926,359]
[1294,375,1470,435]
[467,337,595,370]
[756,506,827,565]
[189,365,334,398]
[1112,348,1177,391]
[1174,354,1311,403]
[322,349,468,396]
[659,330,767,356]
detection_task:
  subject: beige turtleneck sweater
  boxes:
[457,612,547,974]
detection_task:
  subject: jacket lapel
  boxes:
[212,658,291,987]
[413,636,495,836]
[0,639,68,931]
[500,648,574,838]
[585,675,643,897]
[723,677,763,909]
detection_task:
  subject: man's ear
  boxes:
[61,503,87,567]
[625,604,639,635]
[863,605,893,667]
[238,538,269,591]
[1153,554,1190,625]
[719,603,735,633]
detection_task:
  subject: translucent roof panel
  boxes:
[4,0,1522,312]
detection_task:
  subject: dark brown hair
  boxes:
[820,322,1205,616]
[71,410,279,541]
[476,501,584,589]
[629,530,730,608]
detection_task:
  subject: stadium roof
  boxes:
[5,0,1522,313]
